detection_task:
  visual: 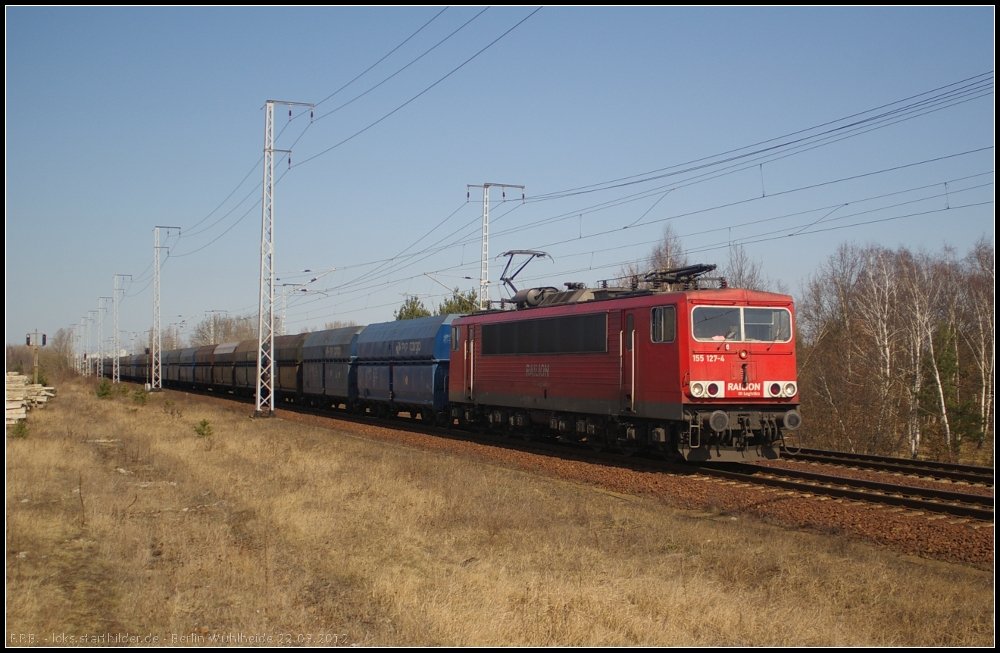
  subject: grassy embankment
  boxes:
[6,378,993,646]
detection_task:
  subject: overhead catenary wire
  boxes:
[284,194,994,327]
[278,171,993,321]
[492,147,995,240]
[292,7,543,169]
[312,7,489,122]
[167,64,991,267]
[173,9,453,246]
[285,169,994,326]
[314,7,450,109]
[449,200,996,293]
[528,71,993,201]
[288,149,994,303]
[184,71,988,260]
[166,150,995,329]
[99,67,992,335]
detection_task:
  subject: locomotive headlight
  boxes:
[707,382,720,397]
[691,382,706,397]
[739,349,748,359]
[765,381,797,398]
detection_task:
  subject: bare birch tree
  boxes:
[618,224,688,287]
[721,244,770,291]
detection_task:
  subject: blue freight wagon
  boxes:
[355,314,459,417]
[301,325,365,407]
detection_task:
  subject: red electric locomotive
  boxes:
[448,265,801,462]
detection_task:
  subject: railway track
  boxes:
[778,446,994,486]
[710,463,994,521]
[174,389,996,523]
[278,402,995,522]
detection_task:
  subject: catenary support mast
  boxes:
[255,100,312,416]
[152,226,180,390]
[467,183,525,310]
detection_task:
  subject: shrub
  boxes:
[132,387,148,405]
[194,420,213,438]
[96,378,113,399]
[8,421,29,439]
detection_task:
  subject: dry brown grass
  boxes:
[6,378,994,646]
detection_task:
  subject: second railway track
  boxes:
[710,463,994,521]
[778,446,994,486]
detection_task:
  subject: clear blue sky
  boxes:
[5,7,994,349]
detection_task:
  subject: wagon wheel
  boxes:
[619,442,637,457]
[589,437,605,453]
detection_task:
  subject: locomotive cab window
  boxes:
[693,306,741,341]
[651,306,676,343]
[744,308,791,342]
[692,306,791,343]
[451,326,459,351]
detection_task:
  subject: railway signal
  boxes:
[25,330,46,385]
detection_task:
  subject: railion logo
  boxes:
[526,364,549,377]
[728,382,761,392]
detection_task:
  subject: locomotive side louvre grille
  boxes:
[481,313,608,356]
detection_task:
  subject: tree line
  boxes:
[797,240,993,461]
[393,288,478,320]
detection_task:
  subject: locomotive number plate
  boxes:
[692,354,726,362]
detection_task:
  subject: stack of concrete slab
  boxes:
[6,373,55,425]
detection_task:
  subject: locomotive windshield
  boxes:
[692,306,791,343]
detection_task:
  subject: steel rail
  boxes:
[704,464,994,521]
[158,386,994,521]
[779,447,994,485]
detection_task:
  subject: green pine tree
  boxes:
[394,296,432,320]
[437,288,478,315]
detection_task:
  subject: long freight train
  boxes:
[114,270,801,462]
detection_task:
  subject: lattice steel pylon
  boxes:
[73,324,83,376]
[152,226,180,391]
[255,100,312,417]
[467,183,525,310]
[97,297,111,378]
[85,311,97,376]
[112,274,131,383]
